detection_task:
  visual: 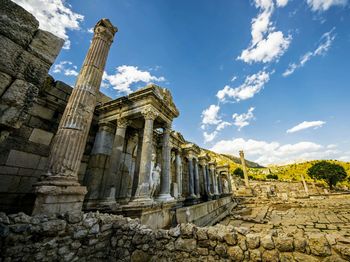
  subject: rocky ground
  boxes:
[220,195,350,236]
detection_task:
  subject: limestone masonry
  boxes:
[0,1,350,261]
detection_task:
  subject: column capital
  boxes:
[97,121,115,133]
[141,107,158,121]
[163,122,172,131]
[94,19,118,43]
[117,117,130,129]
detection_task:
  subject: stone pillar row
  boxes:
[32,19,117,215]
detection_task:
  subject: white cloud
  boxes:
[238,0,291,64]
[283,28,336,76]
[203,131,218,143]
[13,0,84,50]
[216,121,232,131]
[239,31,292,63]
[276,0,289,7]
[232,107,255,130]
[87,27,94,34]
[52,61,79,76]
[286,120,326,133]
[216,71,270,102]
[201,105,221,126]
[307,0,347,11]
[102,65,165,94]
[211,137,340,165]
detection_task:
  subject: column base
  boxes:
[156,193,175,202]
[129,196,154,206]
[32,182,87,215]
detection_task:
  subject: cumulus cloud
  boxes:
[211,137,340,165]
[216,71,270,102]
[102,65,165,94]
[283,28,336,76]
[307,0,348,11]
[203,131,218,143]
[13,0,84,49]
[286,120,326,133]
[232,107,255,130]
[201,105,221,127]
[238,0,291,64]
[52,61,79,76]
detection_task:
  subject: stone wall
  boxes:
[1,211,349,261]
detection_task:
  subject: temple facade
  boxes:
[0,2,234,228]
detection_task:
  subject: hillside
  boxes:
[247,160,350,188]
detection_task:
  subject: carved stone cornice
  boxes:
[141,106,158,121]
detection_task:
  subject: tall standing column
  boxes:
[175,152,182,198]
[103,118,129,204]
[156,124,174,202]
[194,159,200,198]
[188,158,196,199]
[239,150,250,188]
[132,107,158,204]
[301,174,309,195]
[33,19,117,215]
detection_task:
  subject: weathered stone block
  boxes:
[0,79,38,128]
[28,29,64,64]
[227,246,244,261]
[175,237,197,251]
[0,174,21,192]
[29,104,55,120]
[16,50,50,86]
[0,35,24,77]
[308,233,331,256]
[29,128,54,145]
[275,235,294,252]
[0,71,12,97]
[0,166,18,175]
[0,0,39,46]
[6,150,40,169]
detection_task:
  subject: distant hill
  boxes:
[202,149,264,174]
[221,154,264,168]
[247,159,350,188]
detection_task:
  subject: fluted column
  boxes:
[205,165,213,198]
[194,159,200,198]
[103,118,129,204]
[217,175,222,195]
[240,150,250,188]
[132,107,158,204]
[187,158,196,199]
[156,124,174,202]
[175,152,182,198]
[33,19,117,215]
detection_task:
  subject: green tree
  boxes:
[233,167,244,178]
[307,161,347,189]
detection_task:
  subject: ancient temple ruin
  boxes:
[0,0,234,229]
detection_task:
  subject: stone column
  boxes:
[32,19,117,215]
[239,150,250,188]
[301,174,309,195]
[194,159,200,198]
[156,124,174,202]
[200,161,208,197]
[103,117,129,204]
[188,158,196,199]
[132,107,158,204]
[83,122,114,208]
[205,165,213,197]
[217,175,222,195]
[175,152,182,198]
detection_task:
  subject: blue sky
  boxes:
[16,0,350,165]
